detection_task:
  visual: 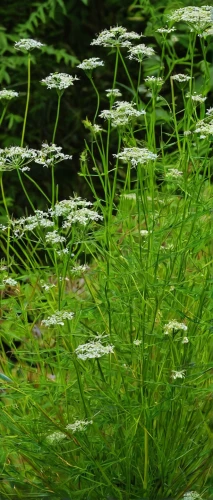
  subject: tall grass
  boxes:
[0,6,212,500]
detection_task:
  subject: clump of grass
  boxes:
[0,6,212,500]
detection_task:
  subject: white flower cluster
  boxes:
[71,264,89,273]
[41,73,79,90]
[171,74,191,83]
[166,168,183,179]
[133,339,142,346]
[105,88,122,98]
[186,92,207,103]
[182,492,203,500]
[99,101,146,127]
[46,419,93,444]
[11,211,54,237]
[0,146,39,172]
[206,107,213,116]
[164,320,188,335]
[77,58,104,71]
[0,144,72,172]
[199,26,213,37]
[145,76,164,87]
[34,143,72,168]
[50,197,93,217]
[156,26,176,34]
[75,339,114,360]
[91,26,141,48]
[128,44,155,62]
[41,310,74,327]
[168,6,213,31]
[195,119,213,138]
[171,370,186,380]
[140,230,149,236]
[62,208,103,227]
[45,230,66,244]
[14,39,45,51]
[113,147,157,166]
[0,89,19,100]
[2,278,18,286]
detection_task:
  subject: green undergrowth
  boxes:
[0,4,212,500]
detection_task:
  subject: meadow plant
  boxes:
[0,6,212,500]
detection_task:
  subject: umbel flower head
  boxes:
[34,143,72,168]
[164,320,187,335]
[14,39,45,51]
[41,310,74,327]
[75,339,114,360]
[41,73,79,90]
[128,44,155,62]
[113,147,157,166]
[0,89,19,101]
[168,6,213,32]
[77,57,104,71]
[171,74,191,83]
[91,26,141,48]
[99,101,146,128]
[0,146,39,172]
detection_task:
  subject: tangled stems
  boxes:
[21,53,31,147]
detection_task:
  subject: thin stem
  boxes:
[21,53,31,147]
[89,77,100,123]
[52,93,62,144]
[0,105,7,127]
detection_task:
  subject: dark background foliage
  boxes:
[0,0,212,216]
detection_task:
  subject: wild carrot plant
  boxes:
[0,5,212,500]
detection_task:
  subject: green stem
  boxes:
[89,77,100,123]
[0,105,7,127]
[52,93,62,144]
[170,76,182,155]
[21,53,31,147]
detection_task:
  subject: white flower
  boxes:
[75,340,114,360]
[66,419,93,432]
[46,431,66,444]
[186,92,207,103]
[2,278,18,286]
[113,147,157,166]
[41,310,74,327]
[182,337,189,344]
[183,492,203,500]
[164,320,188,335]
[128,44,155,62]
[0,146,39,172]
[156,26,176,34]
[171,74,191,82]
[71,264,89,273]
[195,119,213,137]
[50,197,93,217]
[45,230,66,245]
[91,26,141,48]
[105,88,122,98]
[56,248,69,256]
[184,130,192,136]
[62,208,103,227]
[206,107,213,116]
[77,58,104,71]
[166,168,183,179]
[133,339,142,346]
[41,73,79,90]
[120,192,136,200]
[41,283,56,291]
[144,76,164,87]
[11,210,54,236]
[140,230,149,236]
[168,6,213,31]
[99,101,146,127]
[199,26,213,37]
[171,370,186,380]
[0,89,19,100]
[14,39,45,51]
[35,143,72,168]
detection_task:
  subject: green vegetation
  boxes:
[0,2,212,499]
